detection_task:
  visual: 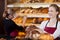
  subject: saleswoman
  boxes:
[37,4,60,40]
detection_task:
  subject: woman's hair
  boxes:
[0,0,5,35]
[49,4,60,18]
[3,11,9,18]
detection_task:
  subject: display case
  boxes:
[7,0,60,26]
[6,0,60,39]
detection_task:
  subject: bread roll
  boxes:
[20,0,31,3]
[39,33,54,40]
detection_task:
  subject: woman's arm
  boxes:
[22,15,27,27]
[37,20,48,33]
[52,22,60,39]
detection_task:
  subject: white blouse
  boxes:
[37,20,60,39]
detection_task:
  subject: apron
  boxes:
[44,20,58,34]
[44,20,60,40]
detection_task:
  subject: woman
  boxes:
[3,12,25,37]
[0,0,8,39]
[0,0,5,34]
[37,4,60,40]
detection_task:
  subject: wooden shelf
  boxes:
[27,13,49,18]
[7,3,60,8]
[16,13,60,18]
[16,23,40,26]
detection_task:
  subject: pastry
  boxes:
[39,33,54,40]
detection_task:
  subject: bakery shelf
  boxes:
[16,23,40,26]
[15,13,60,18]
[7,3,60,8]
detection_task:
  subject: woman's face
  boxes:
[48,6,58,18]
